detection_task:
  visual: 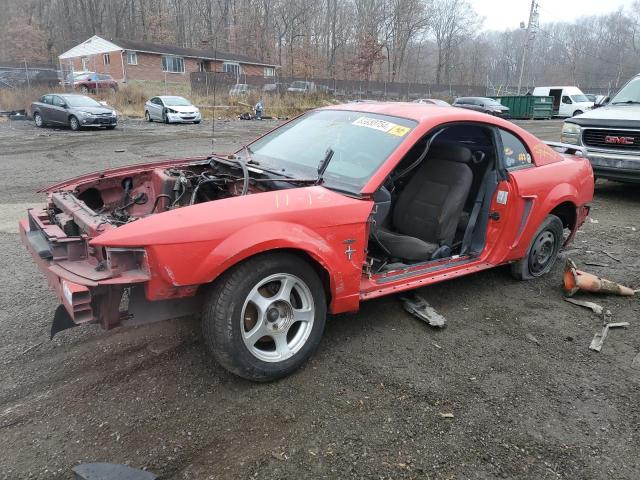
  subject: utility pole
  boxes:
[517,0,539,95]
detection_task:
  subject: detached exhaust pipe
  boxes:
[563,259,635,297]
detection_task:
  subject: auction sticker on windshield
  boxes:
[352,117,411,137]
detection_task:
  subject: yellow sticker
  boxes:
[352,116,411,137]
[388,125,411,137]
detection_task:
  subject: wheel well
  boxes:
[550,202,577,231]
[199,248,332,305]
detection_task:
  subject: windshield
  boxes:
[247,110,416,193]
[163,96,191,106]
[64,96,102,107]
[484,98,502,105]
[570,94,589,103]
[611,77,640,104]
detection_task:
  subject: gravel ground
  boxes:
[0,118,638,479]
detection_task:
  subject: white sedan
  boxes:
[144,96,201,124]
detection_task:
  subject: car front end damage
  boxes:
[20,203,153,337]
[17,159,230,337]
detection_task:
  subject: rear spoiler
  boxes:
[545,141,588,157]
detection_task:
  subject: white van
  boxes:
[532,86,594,117]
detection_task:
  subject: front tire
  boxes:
[34,112,44,127]
[145,110,153,122]
[202,252,327,381]
[80,85,89,94]
[69,115,81,131]
[511,214,564,280]
[573,110,583,117]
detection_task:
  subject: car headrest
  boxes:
[428,142,473,164]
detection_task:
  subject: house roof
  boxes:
[59,35,278,68]
[59,36,122,59]
[111,38,277,67]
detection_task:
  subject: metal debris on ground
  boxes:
[439,412,455,418]
[584,261,609,268]
[589,322,629,352]
[400,294,447,328]
[72,463,157,480]
[601,250,621,262]
[563,259,635,297]
[526,333,541,345]
[564,298,604,315]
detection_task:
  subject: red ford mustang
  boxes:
[20,103,594,381]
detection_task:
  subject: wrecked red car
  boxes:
[20,103,594,381]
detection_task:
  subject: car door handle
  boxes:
[489,211,501,221]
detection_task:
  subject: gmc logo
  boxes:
[604,135,635,145]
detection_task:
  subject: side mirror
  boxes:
[61,103,68,109]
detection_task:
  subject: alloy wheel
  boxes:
[240,273,315,362]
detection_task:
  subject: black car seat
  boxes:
[375,143,474,261]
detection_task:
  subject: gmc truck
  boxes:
[561,73,640,183]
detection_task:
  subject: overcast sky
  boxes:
[470,0,635,31]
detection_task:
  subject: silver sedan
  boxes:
[144,95,201,124]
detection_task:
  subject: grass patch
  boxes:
[1,82,341,120]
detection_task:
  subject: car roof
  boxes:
[320,101,508,124]
[158,95,189,99]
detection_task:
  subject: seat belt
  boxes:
[460,166,494,256]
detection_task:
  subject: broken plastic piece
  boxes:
[72,463,157,480]
[400,293,447,328]
[563,259,635,297]
[564,297,604,315]
[589,322,629,352]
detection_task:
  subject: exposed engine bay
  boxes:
[46,156,307,238]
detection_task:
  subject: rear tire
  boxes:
[202,252,327,382]
[69,115,80,131]
[511,215,564,280]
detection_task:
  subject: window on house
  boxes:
[264,67,275,77]
[223,62,240,75]
[127,51,138,65]
[499,129,533,170]
[81,57,89,70]
[162,56,185,73]
[197,62,206,72]
[103,53,110,65]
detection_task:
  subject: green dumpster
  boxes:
[489,95,554,120]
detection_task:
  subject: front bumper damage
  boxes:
[587,150,640,183]
[19,208,150,337]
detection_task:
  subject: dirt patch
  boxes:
[1,118,638,479]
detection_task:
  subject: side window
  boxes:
[41,95,51,104]
[499,129,532,170]
[52,96,65,107]
[562,95,572,104]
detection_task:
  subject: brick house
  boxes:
[58,35,278,84]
